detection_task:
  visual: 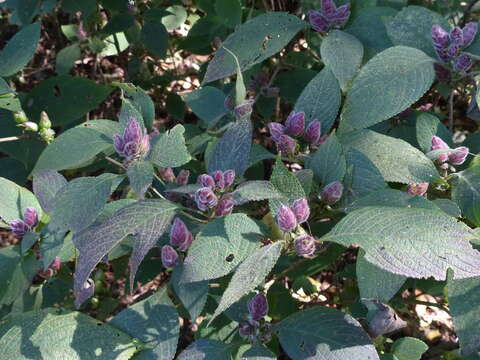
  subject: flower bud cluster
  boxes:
[430,135,469,169]
[38,257,61,279]
[319,181,344,205]
[113,117,151,161]
[308,0,350,33]
[238,294,272,343]
[276,198,310,232]
[9,207,39,238]
[161,217,195,268]
[158,168,191,186]
[194,170,236,216]
[13,111,56,143]
[407,183,429,197]
[432,23,478,73]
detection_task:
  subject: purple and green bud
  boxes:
[295,235,316,257]
[248,293,268,321]
[321,0,336,16]
[39,111,52,130]
[453,54,473,73]
[13,111,28,124]
[450,27,464,46]
[211,170,226,190]
[304,120,322,145]
[292,198,310,224]
[407,183,429,197]
[234,99,255,119]
[268,122,286,142]
[432,25,450,49]
[176,170,190,186]
[38,257,61,279]
[197,174,216,189]
[330,4,350,26]
[462,22,478,48]
[161,245,179,268]
[9,207,38,237]
[320,181,344,205]
[308,0,350,33]
[223,170,236,188]
[308,10,330,32]
[276,205,297,232]
[449,146,469,165]
[285,111,305,136]
[159,168,176,182]
[170,218,193,252]
[276,135,297,155]
[194,187,218,211]
[113,118,150,160]
[23,121,39,132]
[24,207,39,228]
[431,136,450,163]
[238,321,256,338]
[215,197,235,217]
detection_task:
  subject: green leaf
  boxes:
[182,214,263,282]
[181,87,227,128]
[391,337,428,360]
[0,308,138,359]
[341,46,435,130]
[148,125,191,168]
[162,5,188,31]
[307,135,346,186]
[231,181,283,204]
[56,44,81,75]
[25,75,112,125]
[324,206,480,280]
[385,6,450,58]
[73,199,178,306]
[320,30,364,91]
[357,250,406,302]
[0,177,41,225]
[0,22,40,77]
[215,0,242,29]
[451,166,480,227]
[339,130,439,184]
[415,112,452,153]
[114,82,155,130]
[211,242,282,322]
[240,345,276,359]
[293,67,341,134]
[203,13,306,83]
[110,287,179,360]
[208,117,252,177]
[32,169,68,214]
[448,273,480,356]
[127,160,154,199]
[177,339,233,360]
[0,246,29,305]
[141,21,168,58]
[269,158,305,215]
[276,306,379,360]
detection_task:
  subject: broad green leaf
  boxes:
[415,112,452,152]
[307,135,346,186]
[320,30,364,91]
[56,44,81,75]
[0,177,41,225]
[177,339,233,360]
[49,173,122,233]
[433,199,461,218]
[142,21,168,58]
[208,117,252,177]
[0,308,137,359]
[127,160,154,199]
[339,130,439,184]
[324,206,480,280]
[240,345,276,359]
[269,158,305,215]
[451,166,480,226]
[182,214,263,282]
[148,125,191,168]
[32,169,68,214]
[341,46,435,130]
[40,227,68,269]
[211,242,282,322]
[0,246,29,305]
[276,306,379,360]
[293,67,341,134]
[203,13,306,83]
[110,287,179,360]
[231,181,283,205]
[448,273,480,356]
[391,337,428,360]
[0,157,29,185]
[385,6,450,58]
[0,22,40,77]
[215,0,242,29]
[102,13,135,35]
[25,75,113,125]
[162,5,188,31]
[357,250,406,302]
[181,87,227,128]
[114,82,155,130]
[73,199,177,306]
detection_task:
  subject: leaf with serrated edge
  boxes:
[177,339,233,360]
[231,181,283,205]
[148,125,191,168]
[73,199,177,306]
[210,242,282,323]
[324,206,480,280]
[32,169,68,214]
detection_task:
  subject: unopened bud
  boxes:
[450,27,464,46]
[248,293,268,321]
[453,54,473,73]
[292,198,310,224]
[276,135,297,155]
[194,187,218,211]
[170,218,193,251]
[14,111,28,124]
[268,122,286,142]
[449,146,469,165]
[214,198,235,217]
[320,181,344,205]
[407,183,429,197]
[197,174,215,189]
[285,111,305,137]
[40,128,55,143]
[161,245,179,268]
[39,111,52,130]
[159,168,176,182]
[23,121,38,132]
[294,235,316,256]
[23,207,38,228]
[431,135,450,163]
[9,220,30,237]
[304,120,322,145]
[223,170,235,188]
[276,205,297,232]
[176,170,190,186]
[462,22,478,48]
[431,25,450,49]
[211,170,226,190]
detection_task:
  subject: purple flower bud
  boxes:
[9,220,30,237]
[432,25,450,49]
[321,0,336,17]
[450,27,464,46]
[194,187,218,211]
[114,118,150,160]
[234,99,254,119]
[39,257,62,279]
[292,198,310,224]
[223,170,236,188]
[77,22,87,39]
[463,22,478,48]
[214,198,235,217]
[268,122,286,142]
[431,135,451,163]
[308,10,330,33]
[23,207,38,228]
[197,174,216,189]
[435,47,451,63]
[447,44,460,58]
[449,146,469,165]
[159,168,176,182]
[124,117,143,144]
[224,95,235,110]
[453,54,473,73]
[295,235,316,257]
[434,63,452,82]
[330,4,350,27]
[407,183,429,197]
[276,135,297,155]
[50,257,61,271]
[176,170,190,186]
[304,120,322,145]
[285,111,305,136]
[239,322,255,338]
[161,245,179,268]
[320,181,344,205]
[211,170,226,190]
[276,205,297,232]
[248,294,268,321]
[170,218,193,251]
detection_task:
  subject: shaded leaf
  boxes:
[240,345,276,359]
[391,337,428,360]
[127,160,154,199]
[181,87,227,128]
[451,166,480,227]
[307,135,346,186]
[141,21,168,58]
[177,339,233,360]
[32,169,68,214]
[56,44,81,75]
[114,82,155,130]
[415,112,452,152]
[0,177,41,225]
[148,125,191,168]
